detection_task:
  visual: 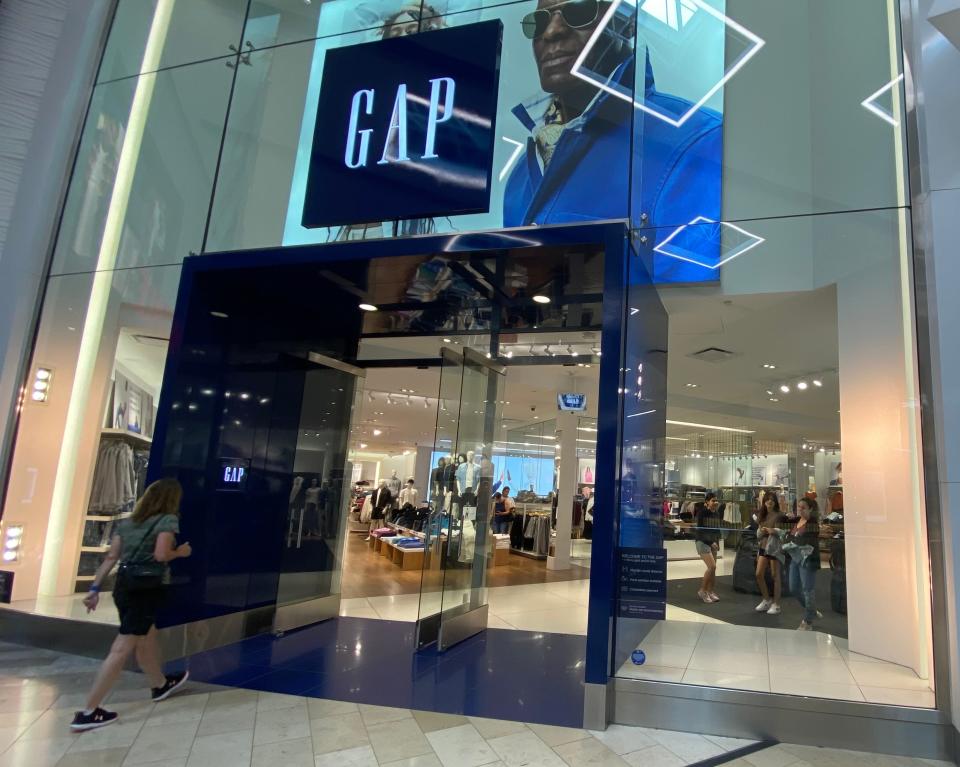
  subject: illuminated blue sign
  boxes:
[558,393,587,412]
[218,460,249,492]
[302,21,503,229]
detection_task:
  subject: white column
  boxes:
[549,410,577,570]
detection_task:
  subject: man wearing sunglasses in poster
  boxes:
[504,0,722,283]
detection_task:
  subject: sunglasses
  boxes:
[521,0,602,40]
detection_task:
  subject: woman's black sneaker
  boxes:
[151,671,190,702]
[70,708,118,731]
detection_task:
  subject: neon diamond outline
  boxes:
[570,0,766,128]
[653,216,765,270]
[861,73,905,127]
[640,0,701,32]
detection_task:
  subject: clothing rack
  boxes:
[509,504,551,560]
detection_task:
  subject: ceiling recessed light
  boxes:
[360,443,368,449]
[769,397,779,402]
[358,303,378,312]
[797,381,808,391]
[780,385,790,393]
[443,338,451,343]
[532,295,550,304]
[813,379,823,387]
[373,429,382,436]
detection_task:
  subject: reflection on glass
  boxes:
[53,60,234,275]
[98,0,247,82]
[275,364,362,614]
[612,209,934,708]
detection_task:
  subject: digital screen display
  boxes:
[558,393,587,412]
[302,20,503,229]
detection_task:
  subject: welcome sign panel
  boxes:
[302,20,503,229]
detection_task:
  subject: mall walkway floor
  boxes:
[0,640,953,767]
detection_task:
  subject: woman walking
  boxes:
[70,478,192,731]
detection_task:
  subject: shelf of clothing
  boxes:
[73,428,153,588]
[100,427,152,446]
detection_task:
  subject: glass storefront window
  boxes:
[1,265,181,621]
[50,59,234,275]
[615,207,933,708]
[98,0,248,83]
[0,0,936,722]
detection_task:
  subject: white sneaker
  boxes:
[708,592,720,602]
[697,590,713,604]
[767,603,781,615]
[798,621,812,631]
[816,610,824,619]
[755,599,772,612]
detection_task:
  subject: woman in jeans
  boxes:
[784,497,822,630]
[70,478,193,731]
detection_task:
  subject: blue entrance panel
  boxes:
[174,617,586,727]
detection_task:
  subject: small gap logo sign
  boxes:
[218,460,250,492]
[302,20,502,229]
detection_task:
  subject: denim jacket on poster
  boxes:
[503,56,723,283]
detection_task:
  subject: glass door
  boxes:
[273,352,364,634]
[416,347,504,650]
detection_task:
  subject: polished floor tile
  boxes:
[0,645,945,767]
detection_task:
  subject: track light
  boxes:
[533,295,550,304]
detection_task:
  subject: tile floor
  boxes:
[0,641,952,767]
[616,621,936,708]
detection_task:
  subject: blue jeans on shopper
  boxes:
[788,558,818,624]
[493,517,511,534]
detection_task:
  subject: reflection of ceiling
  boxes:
[338,362,600,457]
[115,328,169,398]
[358,330,602,362]
[661,284,840,443]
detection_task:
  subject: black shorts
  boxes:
[113,583,167,636]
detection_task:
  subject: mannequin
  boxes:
[442,455,458,511]
[304,478,321,538]
[431,457,447,500]
[386,470,402,501]
[365,479,393,540]
[399,478,418,509]
[456,450,479,510]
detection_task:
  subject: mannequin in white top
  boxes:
[398,479,419,508]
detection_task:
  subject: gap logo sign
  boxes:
[302,20,502,229]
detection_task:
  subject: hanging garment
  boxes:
[509,513,525,549]
[88,439,136,513]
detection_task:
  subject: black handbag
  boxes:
[115,516,165,592]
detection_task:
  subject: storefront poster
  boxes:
[284,0,728,285]
[618,547,667,620]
